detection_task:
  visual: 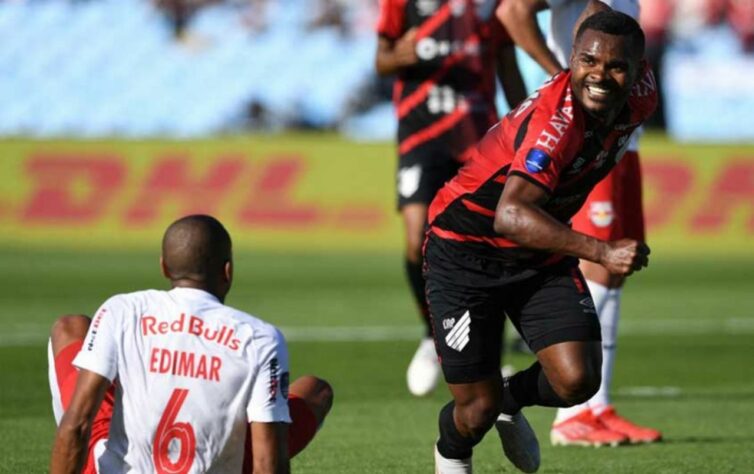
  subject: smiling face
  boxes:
[569,29,641,124]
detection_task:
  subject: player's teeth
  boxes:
[587,85,608,95]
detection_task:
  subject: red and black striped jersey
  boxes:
[428,67,658,265]
[377,0,512,159]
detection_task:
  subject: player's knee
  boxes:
[50,314,90,342]
[290,375,333,423]
[455,395,501,438]
[553,368,601,405]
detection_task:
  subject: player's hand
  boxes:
[598,239,650,276]
[394,28,418,66]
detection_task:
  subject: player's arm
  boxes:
[375,29,418,76]
[572,0,611,41]
[496,42,528,108]
[250,421,290,474]
[493,175,649,275]
[496,0,563,76]
[50,369,111,474]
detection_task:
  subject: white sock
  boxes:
[553,281,610,424]
[434,444,472,474]
[590,288,621,414]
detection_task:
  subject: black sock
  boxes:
[502,362,568,415]
[436,401,484,460]
[405,258,431,337]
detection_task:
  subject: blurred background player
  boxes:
[48,215,332,473]
[375,0,528,397]
[498,0,662,446]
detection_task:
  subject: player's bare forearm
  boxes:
[495,175,649,275]
[497,45,528,108]
[495,194,605,263]
[496,0,563,76]
[375,32,417,76]
[50,418,90,474]
[50,370,110,474]
[251,422,290,474]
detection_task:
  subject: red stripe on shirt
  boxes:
[399,106,469,155]
[461,199,496,217]
[415,2,452,39]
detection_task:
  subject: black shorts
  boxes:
[424,235,602,384]
[397,148,461,209]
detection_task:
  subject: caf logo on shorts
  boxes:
[398,164,422,199]
[589,201,614,228]
[445,310,471,352]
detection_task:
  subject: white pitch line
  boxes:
[1,318,753,347]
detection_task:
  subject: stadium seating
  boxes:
[0,0,377,137]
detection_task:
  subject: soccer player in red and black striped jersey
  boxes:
[425,11,656,472]
[375,0,528,398]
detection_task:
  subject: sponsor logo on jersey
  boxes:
[269,357,280,401]
[535,91,574,153]
[86,308,107,351]
[445,310,471,352]
[417,0,438,16]
[525,149,551,174]
[589,201,614,227]
[141,313,242,351]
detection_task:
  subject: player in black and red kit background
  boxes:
[426,11,656,473]
[375,0,528,398]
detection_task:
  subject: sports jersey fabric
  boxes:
[73,287,291,473]
[377,0,512,158]
[428,67,657,265]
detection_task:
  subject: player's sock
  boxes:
[590,287,621,414]
[553,280,610,423]
[436,401,484,460]
[405,258,431,335]
[502,362,567,416]
[47,339,64,424]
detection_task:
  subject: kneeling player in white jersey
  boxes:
[498,0,661,447]
[49,215,333,474]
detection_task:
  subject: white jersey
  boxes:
[545,0,641,151]
[73,287,291,474]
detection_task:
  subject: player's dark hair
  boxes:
[575,10,645,58]
[162,214,232,283]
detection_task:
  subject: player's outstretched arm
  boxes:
[250,422,290,474]
[496,43,528,109]
[375,28,418,76]
[50,369,110,474]
[494,175,649,275]
[496,0,563,76]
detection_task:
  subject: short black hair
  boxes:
[575,10,645,59]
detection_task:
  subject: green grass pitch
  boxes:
[1,248,753,473]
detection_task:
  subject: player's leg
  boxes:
[400,152,459,397]
[286,375,334,457]
[425,236,538,473]
[501,261,627,448]
[565,152,661,444]
[48,315,114,474]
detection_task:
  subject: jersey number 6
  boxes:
[153,388,197,474]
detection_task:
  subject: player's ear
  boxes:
[224,260,233,284]
[160,256,171,280]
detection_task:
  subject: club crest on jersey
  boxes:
[589,201,614,228]
[525,149,551,174]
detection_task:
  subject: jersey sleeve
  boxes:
[73,296,125,382]
[247,327,292,424]
[628,64,659,123]
[507,83,581,192]
[376,0,406,40]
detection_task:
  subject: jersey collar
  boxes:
[169,287,221,304]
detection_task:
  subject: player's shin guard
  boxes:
[437,401,484,460]
[590,288,621,413]
[502,362,567,415]
[405,258,431,336]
